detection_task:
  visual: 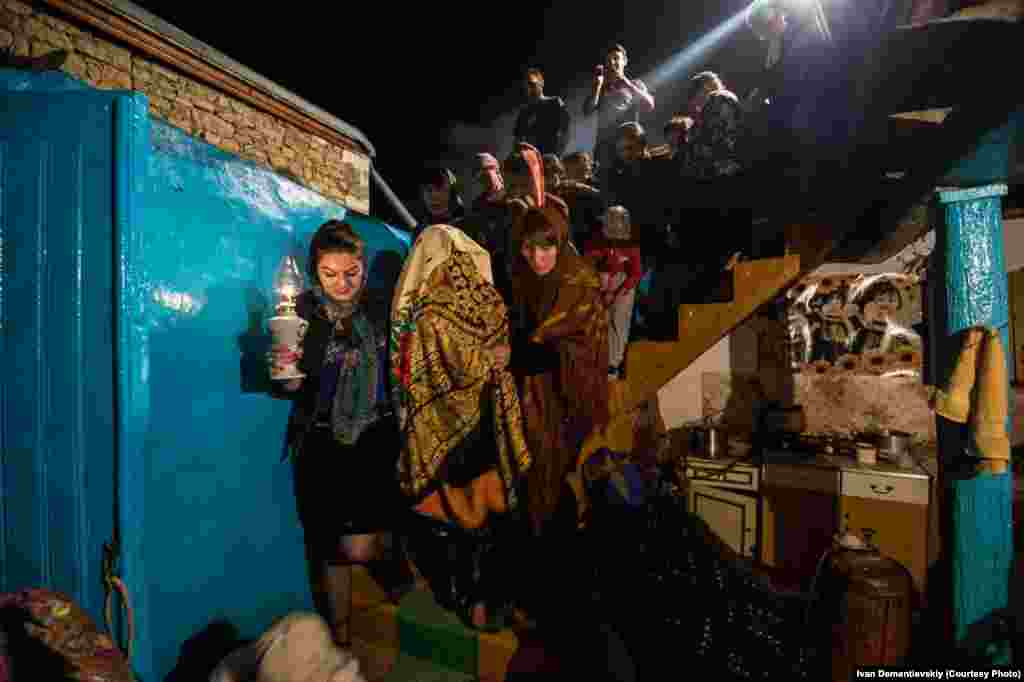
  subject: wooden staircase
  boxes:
[580,251,820,459]
[621,255,802,413]
[577,217,844,460]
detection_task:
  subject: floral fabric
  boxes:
[689,89,744,179]
[0,588,135,682]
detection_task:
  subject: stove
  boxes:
[757,432,857,462]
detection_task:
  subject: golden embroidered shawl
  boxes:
[390,225,532,511]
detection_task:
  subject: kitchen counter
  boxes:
[800,453,931,480]
[755,447,935,594]
[758,440,932,475]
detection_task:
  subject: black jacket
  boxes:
[514,96,571,156]
[270,291,390,455]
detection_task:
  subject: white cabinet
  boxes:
[688,484,759,558]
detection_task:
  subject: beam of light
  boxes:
[444,4,754,191]
[640,7,751,94]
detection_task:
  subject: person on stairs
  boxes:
[390,224,533,631]
[268,221,415,648]
[505,144,610,540]
[585,206,642,380]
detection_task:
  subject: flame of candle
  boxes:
[274,256,304,312]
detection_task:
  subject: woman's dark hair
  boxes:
[416,166,455,189]
[414,165,464,221]
[307,220,365,281]
[520,209,559,248]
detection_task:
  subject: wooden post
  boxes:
[934,183,1014,663]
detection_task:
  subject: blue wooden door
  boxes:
[0,88,123,627]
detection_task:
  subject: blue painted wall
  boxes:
[130,120,408,680]
[2,69,410,682]
[1,73,119,630]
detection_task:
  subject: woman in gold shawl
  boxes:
[505,147,611,536]
[390,224,532,630]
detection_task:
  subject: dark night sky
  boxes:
[130,1,769,217]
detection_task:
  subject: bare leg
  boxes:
[322,562,353,645]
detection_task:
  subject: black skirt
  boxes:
[292,414,405,548]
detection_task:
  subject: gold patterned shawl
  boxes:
[390,225,532,515]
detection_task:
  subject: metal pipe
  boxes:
[371,166,417,231]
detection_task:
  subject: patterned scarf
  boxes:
[311,272,380,447]
[390,225,531,505]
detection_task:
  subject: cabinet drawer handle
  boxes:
[869,483,894,495]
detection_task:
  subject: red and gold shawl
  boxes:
[390,225,531,527]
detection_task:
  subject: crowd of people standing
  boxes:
[261,1,916,677]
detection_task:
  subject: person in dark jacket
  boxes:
[583,44,655,195]
[461,153,508,256]
[268,220,413,647]
[514,68,571,156]
[745,0,844,201]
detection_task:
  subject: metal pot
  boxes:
[691,426,729,459]
[877,430,912,457]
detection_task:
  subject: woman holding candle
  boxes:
[268,220,413,647]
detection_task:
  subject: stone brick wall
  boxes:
[0,0,370,213]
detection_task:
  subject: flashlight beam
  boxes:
[641,8,751,93]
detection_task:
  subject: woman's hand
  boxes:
[267,344,303,390]
[490,344,511,370]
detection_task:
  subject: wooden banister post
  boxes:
[932,183,1014,663]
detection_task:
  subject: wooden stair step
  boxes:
[374,652,477,682]
[351,566,518,681]
[620,255,801,415]
[351,637,400,681]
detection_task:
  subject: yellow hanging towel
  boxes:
[934,327,984,423]
[969,327,1011,470]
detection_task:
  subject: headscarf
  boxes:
[390,225,531,504]
[508,149,610,441]
[310,249,380,447]
[507,146,589,328]
[520,142,545,207]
